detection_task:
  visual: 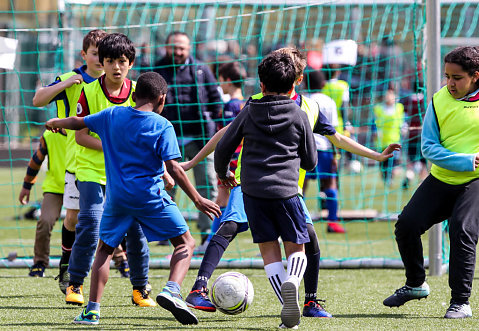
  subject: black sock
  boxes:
[61,225,75,266]
[303,251,320,303]
[192,234,230,290]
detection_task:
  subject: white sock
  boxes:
[264,261,286,304]
[286,252,307,282]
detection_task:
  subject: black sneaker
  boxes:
[55,264,70,294]
[383,282,430,307]
[28,262,46,277]
[444,303,472,319]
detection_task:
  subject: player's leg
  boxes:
[384,175,458,307]
[444,179,479,319]
[59,171,79,293]
[66,181,104,306]
[302,223,332,318]
[157,230,198,325]
[125,222,156,307]
[186,185,247,310]
[258,240,285,304]
[73,240,114,325]
[30,193,63,277]
[112,244,130,278]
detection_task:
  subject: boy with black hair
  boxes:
[215,51,317,329]
[65,33,155,308]
[46,71,220,325]
[32,29,112,290]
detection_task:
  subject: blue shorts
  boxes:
[306,151,337,180]
[242,193,310,244]
[221,186,313,233]
[100,197,189,248]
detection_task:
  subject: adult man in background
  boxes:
[155,32,222,244]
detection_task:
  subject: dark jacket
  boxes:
[154,56,222,140]
[215,95,317,199]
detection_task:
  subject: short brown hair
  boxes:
[272,47,306,79]
[82,29,108,52]
[218,62,247,88]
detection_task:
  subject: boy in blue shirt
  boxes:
[46,71,221,325]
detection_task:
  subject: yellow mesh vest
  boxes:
[430,86,479,185]
[322,80,349,134]
[235,93,319,195]
[56,71,90,174]
[373,102,404,148]
[41,130,67,194]
[75,80,136,185]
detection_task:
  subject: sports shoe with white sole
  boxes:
[444,303,472,319]
[156,287,198,325]
[280,277,301,328]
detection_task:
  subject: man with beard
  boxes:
[155,32,222,244]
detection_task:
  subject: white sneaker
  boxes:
[280,277,301,328]
[444,303,472,319]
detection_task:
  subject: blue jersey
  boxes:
[221,98,244,128]
[84,106,181,212]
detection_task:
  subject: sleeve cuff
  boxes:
[23,182,33,190]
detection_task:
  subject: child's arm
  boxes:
[32,74,83,107]
[165,159,221,220]
[45,117,86,132]
[180,125,229,171]
[75,128,103,151]
[18,135,48,205]
[162,165,175,190]
[327,132,400,162]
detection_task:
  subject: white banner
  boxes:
[322,40,358,66]
[0,37,18,70]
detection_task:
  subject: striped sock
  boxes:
[264,261,286,304]
[286,252,307,282]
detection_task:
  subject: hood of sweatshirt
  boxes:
[248,95,299,134]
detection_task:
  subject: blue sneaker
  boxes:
[302,299,332,318]
[73,307,100,325]
[156,287,198,325]
[383,282,430,307]
[185,287,216,312]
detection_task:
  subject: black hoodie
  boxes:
[215,95,317,199]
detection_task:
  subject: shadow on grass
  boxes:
[333,313,443,319]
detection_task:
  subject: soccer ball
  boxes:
[210,271,254,315]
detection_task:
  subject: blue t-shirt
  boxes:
[221,98,244,127]
[84,106,182,212]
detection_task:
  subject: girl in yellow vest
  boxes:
[383,46,479,319]
[373,88,405,183]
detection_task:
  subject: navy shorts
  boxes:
[305,151,337,180]
[242,193,310,244]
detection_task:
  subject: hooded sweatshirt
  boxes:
[215,95,317,199]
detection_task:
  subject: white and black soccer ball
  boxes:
[210,271,254,315]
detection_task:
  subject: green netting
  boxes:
[0,0,465,268]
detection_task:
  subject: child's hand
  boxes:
[474,153,479,170]
[218,171,237,188]
[195,197,221,220]
[45,118,61,133]
[162,171,175,190]
[377,143,401,162]
[18,188,30,205]
[65,74,83,87]
[179,160,193,171]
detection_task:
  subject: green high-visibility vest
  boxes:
[430,86,479,185]
[75,79,136,185]
[322,80,349,133]
[373,102,404,148]
[42,130,67,194]
[235,92,319,195]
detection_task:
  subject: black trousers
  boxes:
[395,174,479,304]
